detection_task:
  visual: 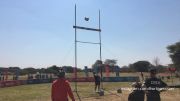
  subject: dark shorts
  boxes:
[95,82,100,85]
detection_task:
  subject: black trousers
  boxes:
[147,94,160,101]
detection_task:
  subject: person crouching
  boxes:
[128,82,145,101]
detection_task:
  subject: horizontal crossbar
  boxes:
[73,26,101,32]
[76,41,100,44]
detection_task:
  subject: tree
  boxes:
[167,41,180,71]
[131,61,151,72]
[104,59,119,72]
[62,66,74,73]
[92,60,104,72]
[21,67,37,74]
[156,65,168,72]
[8,67,21,75]
[120,65,133,72]
[104,59,117,66]
[153,57,160,67]
[46,65,60,74]
[92,60,103,68]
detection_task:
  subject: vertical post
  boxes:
[99,10,102,61]
[99,10,103,89]
[74,4,77,92]
[5,68,8,81]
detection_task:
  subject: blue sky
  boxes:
[0,0,180,68]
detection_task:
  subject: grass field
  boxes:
[1,72,180,101]
[0,82,180,101]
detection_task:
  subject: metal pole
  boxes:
[99,10,103,89]
[5,68,8,81]
[99,10,102,61]
[74,4,77,92]
[74,5,82,101]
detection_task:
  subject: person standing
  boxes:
[93,72,101,92]
[51,68,75,101]
[144,68,168,101]
[0,73,1,81]
[140,72,144,81]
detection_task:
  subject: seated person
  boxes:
[128,82,145,101]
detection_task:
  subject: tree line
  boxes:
[0,41,179,75]
[0,65,82,75]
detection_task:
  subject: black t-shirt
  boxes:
[145,77,167,94]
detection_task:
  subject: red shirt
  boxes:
[51,78,75,101]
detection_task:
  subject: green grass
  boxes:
[0,82,130,101]
[0,82,180,101]
[1,72,180,101]
[0,84,51,101]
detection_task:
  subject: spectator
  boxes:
[140,72,144,81]
[0,74,1,81]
